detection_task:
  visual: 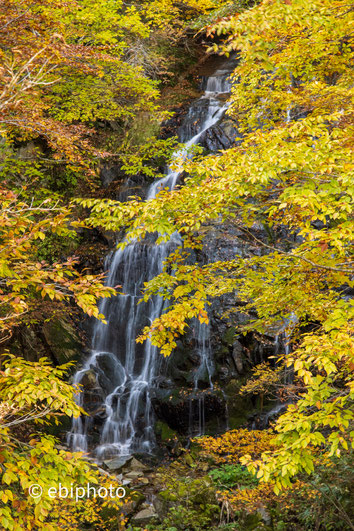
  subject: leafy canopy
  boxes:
[80,0,354,491]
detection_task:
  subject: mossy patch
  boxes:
[155,421,177,441]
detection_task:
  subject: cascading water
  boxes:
[193,319,214,391]
[186,318,215,437]
[68,61,234,458]
[255,315,298,428]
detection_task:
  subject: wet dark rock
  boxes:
[152,388,227,435]
[100,162,120,188]
[225,379,256,429]
[78,389,106,417]
[199,53,239,88]
[94,353,126,396]
[80,369,97,389]
[153,375,175,389]
[198,116,243,151]
[250,401,291,430]
[232,340,245,374]
[160,105,190,140]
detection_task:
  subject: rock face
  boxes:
[147,216,283,437]
[177,95,243,152]
[6,317,83,367]
[152,387,227,435]
[42,319,83,365]
[232,340,245,374]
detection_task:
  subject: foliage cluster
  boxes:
[216,451,354,530]
[147,458,220,530]
[239,362,284,410]
[135,438,353,530]
[0,0,230,182]
[0,188,116,344]
[0,0,229,337]
[0,355,130,530]
[208,463,259,490]
[195,429,277,464]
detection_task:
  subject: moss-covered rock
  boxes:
[155,420,177,441]
[42,318,82,366]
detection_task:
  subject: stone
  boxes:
[17,141,38,160]
[103,455,132,472]
[171,440,183,456]
[129,457,148,472]
[232,339,244,374]
[258,505,271,525]
[80,369,97,389]
[125,471,143,479]
[155,420,177,441]
[95,353,126,395]
[131,506,158,526]
[96,466,110,477]
[184,452,194,467]
[121,492,145,517]
[153,496,165,518]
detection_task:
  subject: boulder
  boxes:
[129,457,148,472]
[137,477,149,486]
[80,369,97,389]
[121,491,145,518]
[125,471,143,479]
[131,506,158,526]
[103,455,132,472]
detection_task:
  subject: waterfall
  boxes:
[68,61,233,458]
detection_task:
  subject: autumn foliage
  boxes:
[81,0,354,494]
[195,429,276,464]
[0,0,353,528]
